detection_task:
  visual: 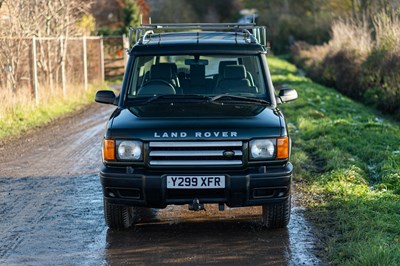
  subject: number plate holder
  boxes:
[166,176,225,189]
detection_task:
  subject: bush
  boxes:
[362,49,400,114]
[361,12,400,115]
[323,50,365,99]
[291,41,331,85]
[291,14,400,119]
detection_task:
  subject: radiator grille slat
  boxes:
[148,141,243,166]
[149,141,242,148]
[149,150,243,157]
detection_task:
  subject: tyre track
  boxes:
[0,177,46,261]
[0,104,113,178]
[0,104,113,265]
[0,174,106,265]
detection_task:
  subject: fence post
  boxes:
[32,36,39,105]
[83,35,88,91]
[60,36,67,97]
[100,36,105,82]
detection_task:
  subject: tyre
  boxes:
[262,195,291,229]
[104,198,134,229]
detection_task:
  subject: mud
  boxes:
[0,103,323,265]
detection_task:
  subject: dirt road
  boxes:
[0,104,322,265]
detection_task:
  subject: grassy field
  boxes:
[269,56,400,265]
[0,84,104,140]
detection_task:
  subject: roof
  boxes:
[129,23,267,55]
[138,31,257,45]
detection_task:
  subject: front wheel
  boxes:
[262,195,291,229]
[104,198,134,229]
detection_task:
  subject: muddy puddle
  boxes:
[104,200,322,265]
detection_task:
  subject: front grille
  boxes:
[148,141,243,166]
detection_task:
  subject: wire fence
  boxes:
[0,35,128,105]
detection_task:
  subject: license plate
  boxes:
[166,176,225,189]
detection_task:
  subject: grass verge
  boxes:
[268,56,400,265]
[0,83,108,140]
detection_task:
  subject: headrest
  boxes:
[223,65,246,79]
[218,60,238,73]
[150,64,175,80]
[161,63,178,78]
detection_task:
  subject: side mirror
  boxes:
[277,88,298,104]
[95,90,117,105]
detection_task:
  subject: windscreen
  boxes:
[127,54,268,99]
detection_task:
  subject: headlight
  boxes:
[116,140,143,161]
[250,139,276,159]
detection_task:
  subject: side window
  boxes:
[128,56,155,96]
[241,56,266,94]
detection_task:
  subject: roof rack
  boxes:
[129,23,267,48]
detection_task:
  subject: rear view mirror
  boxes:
[185,59,209,65]
[95,90,117,105]
[277,88,298,104]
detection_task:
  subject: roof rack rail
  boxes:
[128,22,267,48]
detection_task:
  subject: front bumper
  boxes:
[100,163,293,208]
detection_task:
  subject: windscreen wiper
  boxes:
[209,94,270,105]
[128,94,209,106]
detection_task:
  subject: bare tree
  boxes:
[33,0,92,93]
[0,0,92,95]
[0,2,30,93]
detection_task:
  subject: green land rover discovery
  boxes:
[95,22,298,229]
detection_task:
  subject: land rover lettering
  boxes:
[154,132,188,138]
[194,132,238,138]
[153,131,238,138]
